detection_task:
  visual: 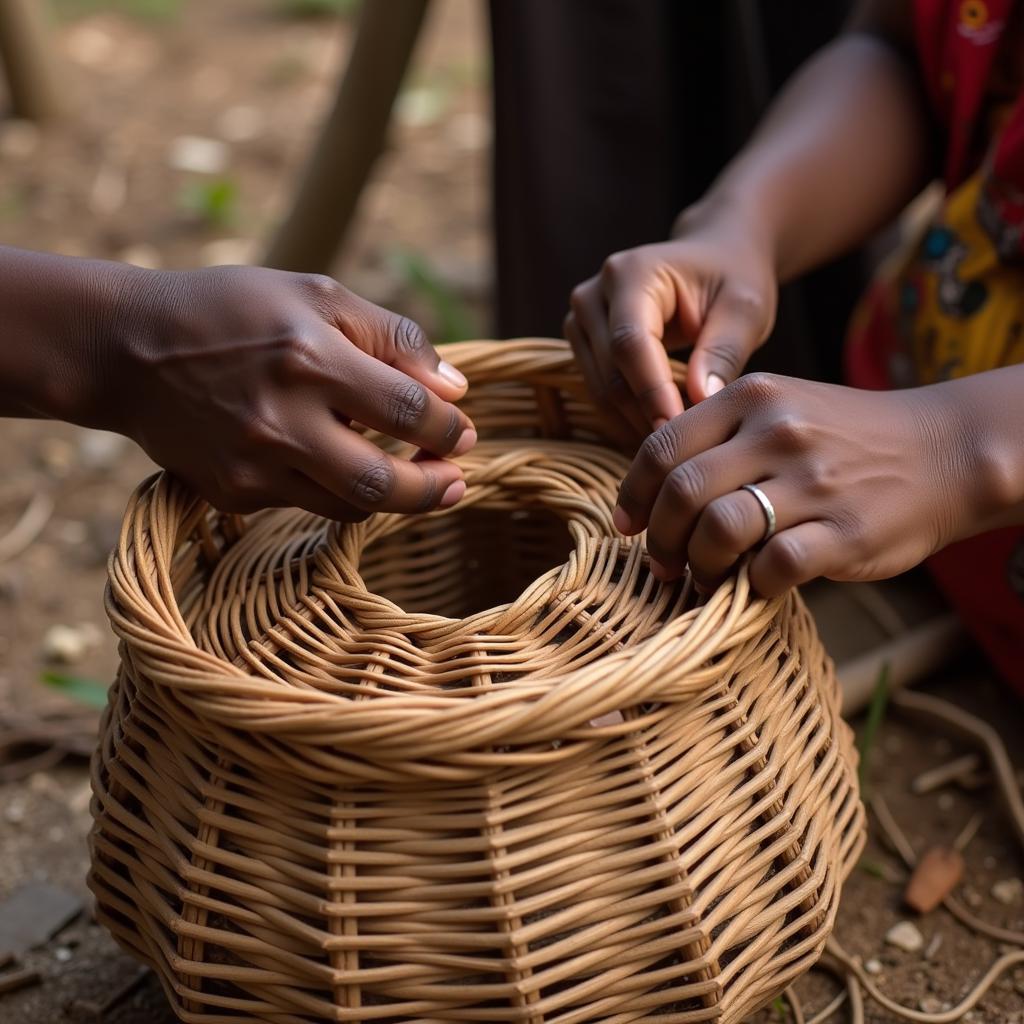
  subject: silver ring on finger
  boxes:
[741,483,777,543]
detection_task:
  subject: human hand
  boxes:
[563,202,778,442]
[111,266,476,519]
[612,373,990,596]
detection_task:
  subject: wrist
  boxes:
[58,260,159,432]
[672,189,778,272]
[919,375,1024,542]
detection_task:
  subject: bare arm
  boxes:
[566,0,933,414]
[0,245,476,518]
[705,1,930,281]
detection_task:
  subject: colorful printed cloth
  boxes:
[845,0,1024,690]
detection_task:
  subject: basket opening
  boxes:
[358,504,575,618]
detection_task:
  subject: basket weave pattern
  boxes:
[90,339,864,1023]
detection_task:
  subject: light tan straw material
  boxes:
[89,339,865,1023]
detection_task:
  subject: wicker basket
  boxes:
[90,339,864,1024]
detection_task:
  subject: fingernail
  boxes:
[438,361,468,389]
[706,372,726,396]
[451,427,477,457]
[612,506,634,534]
[440,479,466,508]
[650,559,672,581]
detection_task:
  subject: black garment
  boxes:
[489,0,864,384]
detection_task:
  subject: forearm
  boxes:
[0,246,143,425]
[684,31,931,281]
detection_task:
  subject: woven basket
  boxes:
[90,339,865,1024]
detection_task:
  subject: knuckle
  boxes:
[303,273,342,299]
[731,371,781,407]
[766,412,811,450]
[601,250,636,283]
[702,497,747,547]
[638,425,681,474]
[663,461,707,513]
[569,282,592,315]
[392,316,429,359]
[350,460,396,509]
[766,532,807,582]
[609,323,645,359]
[803,457,836,496]
[386,379,429,432]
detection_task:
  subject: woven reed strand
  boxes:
[89,339,865,1024]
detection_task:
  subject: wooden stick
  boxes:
[0,0,64,121]
[264,0,432,272]
[837,614,965,717]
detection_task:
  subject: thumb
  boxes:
[337,290,469,401]
[686,288,767,403]
[377,312,469,401]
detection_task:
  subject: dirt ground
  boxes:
[0,3,1022,1023]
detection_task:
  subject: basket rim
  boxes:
[103,339,796,759]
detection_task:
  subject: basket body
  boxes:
[90,340,864,1023]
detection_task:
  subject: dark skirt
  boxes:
[488,0,865,384]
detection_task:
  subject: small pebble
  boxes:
[919,996,947,1013]
[169,135,229,175]
[54,946,72,963]
[41,622,102,664]
[992,877,1023,906]
[864,958,883,975]
[925,933,943,959]
[42,624,87,664]
[885,920,924,953]
[4,796,27,825]
[962,885,984,908]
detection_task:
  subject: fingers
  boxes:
[685,285,769,404]
[749,521,838,597]
[316,277,469,402]
[566,281,648,443]
[685,480,793,587]
[614,395,742,534]
[643,442,761,580]
[294,415,466,515]
[281,471,372,522]
[603,276,685,428]
[333,343,476,457]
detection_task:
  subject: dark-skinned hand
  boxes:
[612,373,996,597]
[563,202,777,443]
[111,266,476,519]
